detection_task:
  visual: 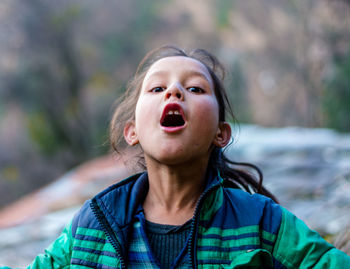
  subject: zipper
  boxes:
[90,199,126,269]
[188,183,221,269]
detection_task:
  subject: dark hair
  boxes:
[109,45,278,203]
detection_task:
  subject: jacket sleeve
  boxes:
[273,207,350,268]
[26,220,73,269]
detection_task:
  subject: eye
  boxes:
[188,87,204,93]
[151,86,165,93]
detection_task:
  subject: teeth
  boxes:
[167,110,181,115]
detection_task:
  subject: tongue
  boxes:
[162,114,185,127]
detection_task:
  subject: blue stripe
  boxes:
[262,238,274,246]
[73,246,118,258]
[201,232,260,240]
[74,233,107,244]
[71,258,117,269]
[198,244,259,252]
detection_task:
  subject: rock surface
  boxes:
[228,125,350,237]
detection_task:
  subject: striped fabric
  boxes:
[71,227,121,268]
[68,219,277,268]
[128,221,159,268]
[196,225,275,267]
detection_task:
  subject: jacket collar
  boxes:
[93,168,222,231]
[93,172,148,230]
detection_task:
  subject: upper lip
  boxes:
[160,103,186,126]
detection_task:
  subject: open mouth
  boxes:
[160,104,185,127]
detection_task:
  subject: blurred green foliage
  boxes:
[5,0,163,167]
[51,3,82,30]
[216,0,232,28]
[1,165,19,182]
[323,49,350,132]
[226,61,251,123]
[27,113,62,155]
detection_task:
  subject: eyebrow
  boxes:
[146,70,212,83]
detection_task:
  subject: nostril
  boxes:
[176,93,182,99]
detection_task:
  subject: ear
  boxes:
[123,121,139,146]
[213,122,232,148]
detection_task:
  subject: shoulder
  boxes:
[198,185,284,264]
[223,187,282,216]
[70,199,99,237]
[93,172,143,201]
[70,172,146,235]
[218,187,283,233]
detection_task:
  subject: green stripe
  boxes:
[76,227,106,239]
[197,250,245,261]
[262,230,276,243]
[200,225,259,237]
[72,249,119,267]
[200,226,276,242]
[73,238,116,253]
[197,225,278,260]
[198,236,259,248]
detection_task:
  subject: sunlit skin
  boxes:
[124,56,231,224]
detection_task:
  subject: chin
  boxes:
[156,154,187,166]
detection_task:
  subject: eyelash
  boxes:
[150,86,205,93]
[188,87,204,93]
[151,87,164,93]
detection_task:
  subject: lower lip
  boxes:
[160,125,186,133]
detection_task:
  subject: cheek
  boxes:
[134,100,145,136]
[134,97,156,134]
[190,99,220,147]
[196,98,220,127]
[134,100,143,123]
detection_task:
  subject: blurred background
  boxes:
[0,0,350,266]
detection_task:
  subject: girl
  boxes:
[4,46,350,268]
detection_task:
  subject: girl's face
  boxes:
[124,56,231,166]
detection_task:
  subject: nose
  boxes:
[165,82,184,101]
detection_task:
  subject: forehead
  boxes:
[144,56,213,84]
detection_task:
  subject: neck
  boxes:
[143,156,209,225]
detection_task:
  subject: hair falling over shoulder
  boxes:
[109,45,278,203]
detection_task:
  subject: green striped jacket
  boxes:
[4,171,350,268]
